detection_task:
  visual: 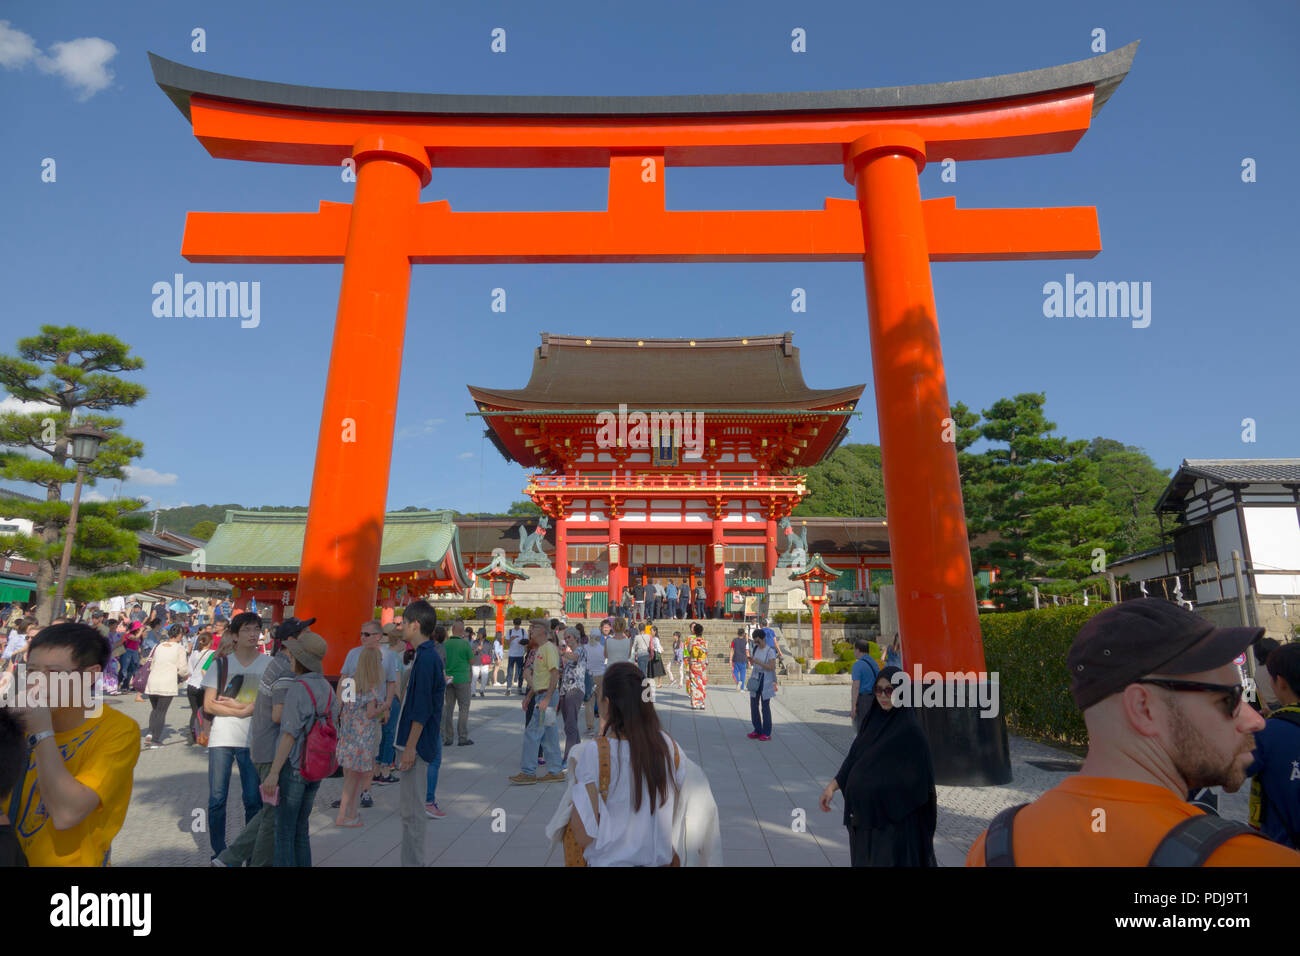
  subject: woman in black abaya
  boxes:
[818,666,938,866]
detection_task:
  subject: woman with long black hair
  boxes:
[818,665,938,866]
[563,661,686,866]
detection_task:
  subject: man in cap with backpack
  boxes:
[967,600,1300,867]
[212,616,314,867]
[262,629,339,867]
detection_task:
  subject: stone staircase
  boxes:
[623,618,806,682]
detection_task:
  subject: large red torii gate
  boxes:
[153,44,1136,784]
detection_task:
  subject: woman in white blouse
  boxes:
[565,661,687,866]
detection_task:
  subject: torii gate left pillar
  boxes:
[295,133,430,675]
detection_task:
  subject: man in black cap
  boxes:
[212,615,313,867]
[967,600,1300,866]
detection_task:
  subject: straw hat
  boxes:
[283,630,327,673]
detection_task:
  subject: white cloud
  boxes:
[124,466,178,486]
[81,489,109,503]
[458,452,474,460]
[0,21,116,99]
[0,21,38,68]
[397,417,446,441]
[0,394,51,415]
[37,36,116,99]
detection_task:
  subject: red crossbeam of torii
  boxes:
[153,44,1136,784]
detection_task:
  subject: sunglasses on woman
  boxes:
[1132,678,1245,719]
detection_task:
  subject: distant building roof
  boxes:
[161,509,470,589]
[1108,543,1173,568]
[1157,458,1300,512]
[0,487,41,504]
[796,517,890,556]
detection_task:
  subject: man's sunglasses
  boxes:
[1132,678,1245,718]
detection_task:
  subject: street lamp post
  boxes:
[51,425,110,623]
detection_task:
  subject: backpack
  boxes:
[296,678,339,782]
[984,802,1262,866]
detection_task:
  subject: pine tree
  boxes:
[0,326,177,622]
[954,394,1119,609]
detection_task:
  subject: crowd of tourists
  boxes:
[4,595,1300,868]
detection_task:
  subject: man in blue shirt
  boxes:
[664,580,679,619]
[1248,642,1300,848]
[849,639,880,734]
[396,600,446,865]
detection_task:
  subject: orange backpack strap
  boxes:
[673,740,681,771]
[596,735,612,803]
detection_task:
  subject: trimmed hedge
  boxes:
[979,603,1111,748]
[772,609,879,625]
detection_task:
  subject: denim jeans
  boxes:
[750,693,772,736]
[520,698,561,776]
[733,662,747,685]
[424,735,443,804]
[273,763,319,867]
[507,657,524,691]
[695,599,705,618]
[218,762,276,867]
[208,745,262,855]
[377,704,398,767]
[119,649,141,689]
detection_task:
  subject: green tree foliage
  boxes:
[507,499,543,516]
[0,327,177,619]
[793,443,886,517]
[955,394,1119,610]
[189,521,218,540]
[1084,437,1169,557]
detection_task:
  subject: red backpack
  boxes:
[296,679,339,782]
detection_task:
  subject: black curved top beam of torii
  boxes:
[150,42,1137,123]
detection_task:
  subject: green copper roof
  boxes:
[163,510,469,583]
[792,553,840,579]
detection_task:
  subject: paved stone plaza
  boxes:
[106,681,1247,867]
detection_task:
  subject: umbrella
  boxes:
[166,600,193,613]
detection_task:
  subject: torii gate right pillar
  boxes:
[847,131,1010,785]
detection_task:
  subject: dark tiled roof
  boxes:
[1180,459,1300,483]
[0,486,41,503]
[1158,459,1300,512]
[457,518,553,556]
[468,333,864,411]
[796,517,890,555]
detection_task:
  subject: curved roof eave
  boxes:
[149,42,1137,124]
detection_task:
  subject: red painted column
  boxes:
[810,599,823,661]
[294,132,431,675]
[764,514,778,579]
[608,518,622,616]
[710,513,726,615]
[555,517,568,614]
[846,131,983,675]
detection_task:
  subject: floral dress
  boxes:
[336,686,382,773]
[686,636,708,709]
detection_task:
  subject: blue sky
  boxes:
[1,0,1296,515]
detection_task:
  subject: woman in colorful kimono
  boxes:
[685,622,708,709]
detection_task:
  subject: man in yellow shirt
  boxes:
[509,624,563,785]
[10,622,140,866]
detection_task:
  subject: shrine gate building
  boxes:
[470,332,864,616]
